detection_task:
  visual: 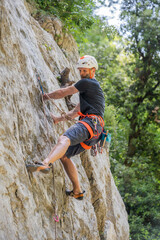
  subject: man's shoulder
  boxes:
[74,78,100,92]
[74,78,91,88]
[77,78,98,84]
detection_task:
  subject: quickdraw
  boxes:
[97,142,103,154]
[36,73,44,95]
[53,214,59,222]
[90,145,97,157]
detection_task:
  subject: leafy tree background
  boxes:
[78,1,160,239]
[28,0,160,239]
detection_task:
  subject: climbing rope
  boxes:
[44,93,77,135]
[41,94,52,149]
[36,73,70,240]
[41,93,59,239]
[45,93,76,123]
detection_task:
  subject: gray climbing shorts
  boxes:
[63,118,103,158]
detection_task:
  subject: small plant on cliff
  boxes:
[42,43,52,51]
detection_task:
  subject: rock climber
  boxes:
[27,55,105,200]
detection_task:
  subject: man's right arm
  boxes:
[43,85,78,100]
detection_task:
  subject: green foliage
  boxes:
[29,0,104,37]
[112,1,160,238]
[119,0,160,130]
[112,156,160,240]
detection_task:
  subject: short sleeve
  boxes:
[74,79,89,92]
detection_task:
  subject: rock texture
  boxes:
[0,0,129,239]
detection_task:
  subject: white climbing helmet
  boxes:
[77,55,98,70]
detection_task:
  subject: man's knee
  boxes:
[58,135,71,147]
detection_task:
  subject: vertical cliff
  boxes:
[0,0,129,239]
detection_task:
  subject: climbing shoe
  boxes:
[26,162,51,174]
[65,190,85,200]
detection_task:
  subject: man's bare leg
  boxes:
[43,135,70,165]
[60,155,82,194]
[42,135,82,194]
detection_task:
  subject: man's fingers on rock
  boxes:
[43,94,47,100]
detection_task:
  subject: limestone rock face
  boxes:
[0,0,129,239]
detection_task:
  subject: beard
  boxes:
[81,73,90,79]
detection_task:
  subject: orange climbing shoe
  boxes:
[65,190,85,200]
[26,162,51,174]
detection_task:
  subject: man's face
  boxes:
[78,68,90,79]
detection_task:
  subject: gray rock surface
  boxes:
[0,0,129,239]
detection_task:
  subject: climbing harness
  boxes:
[78,111,111,155]
[78,111,104,150]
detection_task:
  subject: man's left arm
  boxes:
[51,103,80,124]
[43,86,78,100]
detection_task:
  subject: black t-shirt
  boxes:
[74,78,105,118]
